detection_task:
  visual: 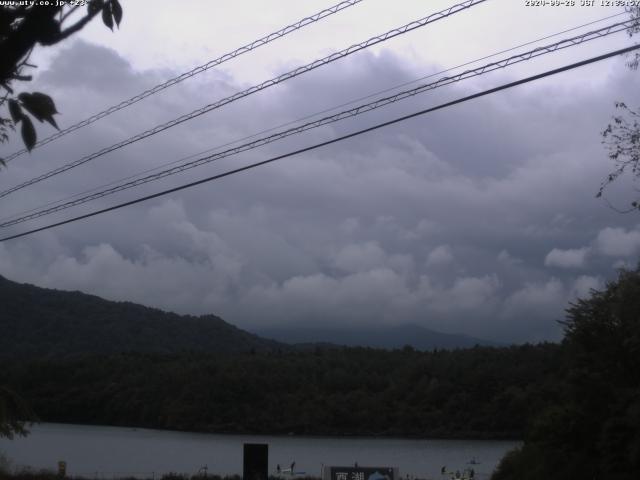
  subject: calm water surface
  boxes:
[0,423,519,480]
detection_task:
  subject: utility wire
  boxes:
[2,0,365,163]
[2,10,623,225]
[30,0,602,180]
[5,11,623,227]
[0,0,487,200]
[0,8,626,228]
[1,43,638,243]
[0,18,633,229]
[2,12,622,227]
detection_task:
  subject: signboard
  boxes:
[243,443,268,480]
[328,466,396,480]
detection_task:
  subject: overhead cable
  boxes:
[0,0,487,200]
[0,18,634,229]
[2,11,626,226]
[1,43,638,243]
[2,0,365,163]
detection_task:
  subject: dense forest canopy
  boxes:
[2,265,639,479]
[0,274,563,440]
[493,265,640,480]
[0,275,281,357]
[0,344,561,439]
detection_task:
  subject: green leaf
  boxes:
[20,115,36,151]
[111,0,123,27]
[31,92,58,114]
[8,99,23,123]
[102,1,113,30]
[88,0,104,15]
[18,92,59,129]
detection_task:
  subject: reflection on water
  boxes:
[0,423,519,480]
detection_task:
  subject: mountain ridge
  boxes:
[0,274,281,357]
[1,274,501,357]
[254,323,501,350]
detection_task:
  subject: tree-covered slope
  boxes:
[0,275,281,357]
[0,344,562,438]
[492,266,640,480]
[0,275,566,439]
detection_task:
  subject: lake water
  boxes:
[0,423,519,480]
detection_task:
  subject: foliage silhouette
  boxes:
[0,386,35,439]
[0,0,123,160]
[599,7,640,211]
[492,265,640,479]
[0,344,563,439]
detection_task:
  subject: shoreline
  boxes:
[20,422,522,443]
[1,422,516,480]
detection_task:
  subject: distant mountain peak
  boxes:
[254,323,501,351]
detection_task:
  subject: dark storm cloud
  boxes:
[1,40,640,343]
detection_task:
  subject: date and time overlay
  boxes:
[0,0,638,8]
[526,0,639,7]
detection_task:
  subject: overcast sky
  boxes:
[2,0,640,343]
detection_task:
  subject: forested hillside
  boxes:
[492,266,640,480]
[0,275,497,354]
[0,344,562,439]
[5,265,638,478]
[0,275,281,356]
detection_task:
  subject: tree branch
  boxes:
[60,5,81,24]
[54,7,102,43]
[0,7,61,84]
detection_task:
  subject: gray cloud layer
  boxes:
[1,40,640,343]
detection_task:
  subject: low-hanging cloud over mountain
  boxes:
[1,36,640,344]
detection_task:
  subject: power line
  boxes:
[4,11,624,226]
[0,0,487,200]
[0,18,633,228]
[13,9,621,223]
[3,14,627,220]
[1,43,637,243]
[4,9,622,225]
[2,0,365,163]
[2,12,621,227]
